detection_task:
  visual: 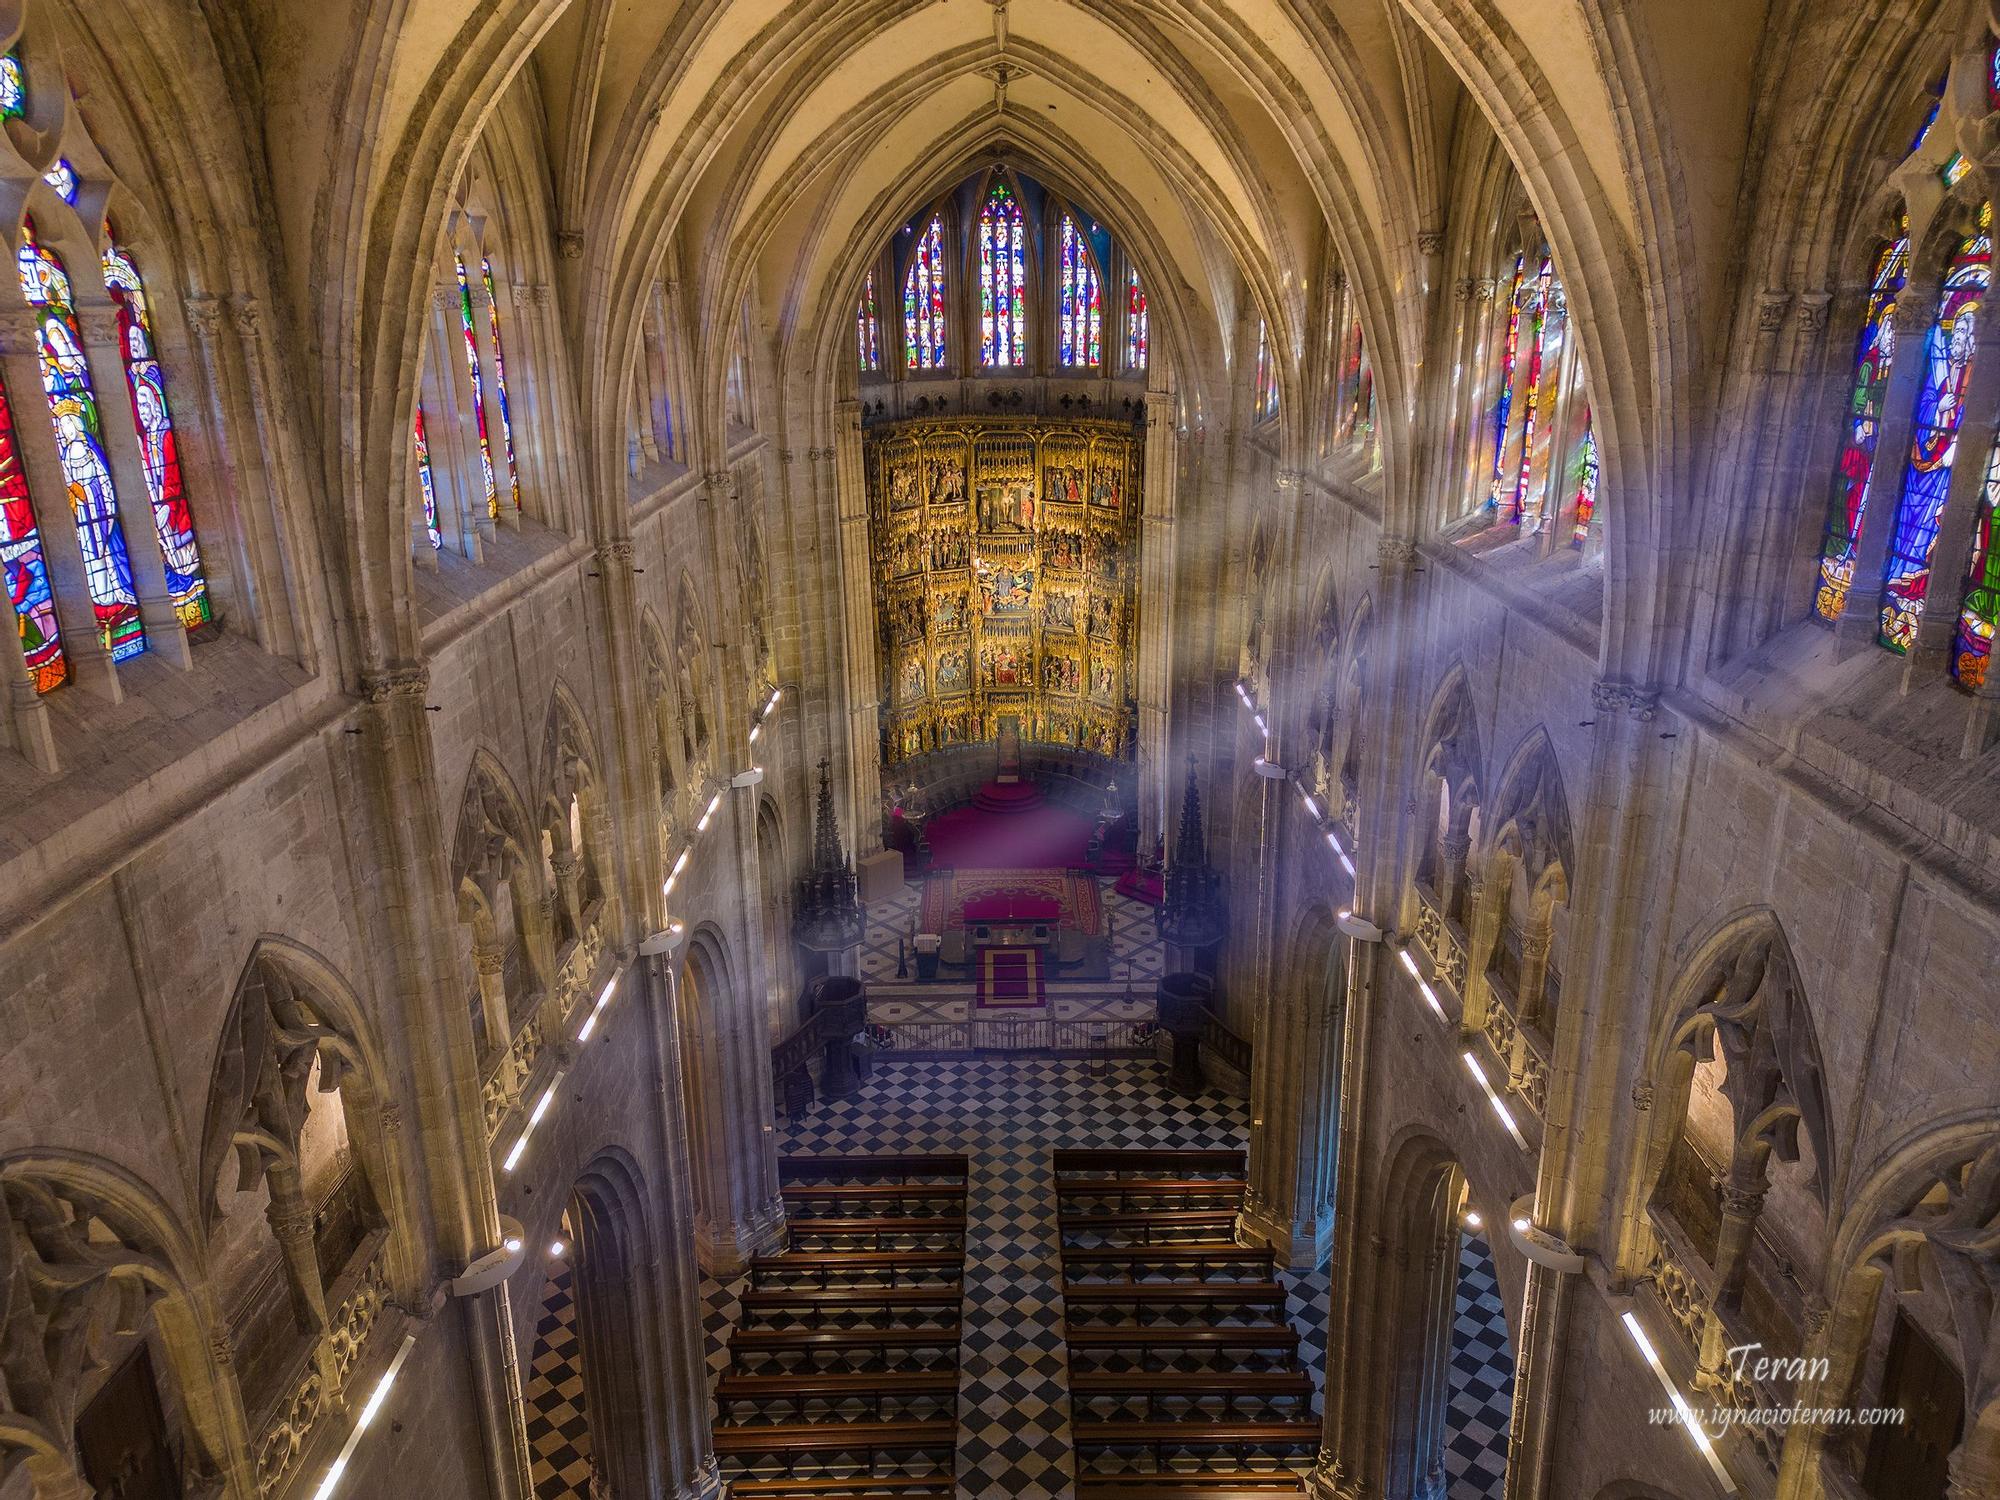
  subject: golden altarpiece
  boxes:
[867,418,1141,764]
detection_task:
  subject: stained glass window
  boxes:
[904,216,947,371]
[1057,215,1102,368]
[479,257,520,512]
[43,160,75,204]
[1336,315,1367,443]
[19,216,142,660]
[1126,268,1148,371]
[413,406,441,550]
[103,231,209,627]
[0,53,22,120]
[1493,257,1557,522]
[1953,430,2000,686]
[1881,204,1990,651]
[1814,234,1908,622]
[1572,414,1599,547]
[1254,321,1278,421]
[1488,254,1527,507]
[0,368,62,689]
[453,252,500,519]
[857,269,881,373]
[977,183,1027,368]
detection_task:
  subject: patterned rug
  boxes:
[977,946,1046,1008]
[921,869,1103,937]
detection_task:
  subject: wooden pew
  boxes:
[729,1480,957,1498]
[749,1250,963,1289]
[1070,1370,1314,1420]
[710,1418,957,1462]
[1054,1149,1247,1178]
[1063,1325,1301,1362]
[1075,1472,1305,1497]
[713,1370,958,1422]
[735,1287,961,1328]
[1056,1209,1239,1244]
[1071,1418,1320,1466]
[1063,1282,1286,1315]
[778,1154,969,1182]
[726,1326,962,1371]
[783,1217,967,1251]
[1060,1245,1276,1283]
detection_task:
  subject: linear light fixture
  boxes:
[1461,1050,1529,1151]
[1397,946,1448,1023]
[311,1332,419,1500]
[502,1070,566,1173]
[1325,828,1356,878]
[697,791,722,832]
[1621,1311,1738,1493]
[575,970,622,1043]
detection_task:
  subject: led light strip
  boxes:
[1621,1310,1739,1492]
[311,1331,419,1499]
[1461,1049,1530,1152]
[575,972,620,1043]
[1396,946,1448,1023]
[502,1069,567,1173]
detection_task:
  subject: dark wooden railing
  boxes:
[1197,1007,1251,1076]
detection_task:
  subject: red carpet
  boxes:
[977,946,1046,1008]
[921,871,1103,936]
[922,782,1098,870]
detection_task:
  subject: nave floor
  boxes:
[692,1058,1512,1500]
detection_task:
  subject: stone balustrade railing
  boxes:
[1418,886,1551,1126]
[1642,1223,1785,1477]
[483,914,607,1141]
[254,1243,392,1497]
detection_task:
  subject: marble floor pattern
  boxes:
[700,1057,1332,1500]
[857,879,1169,992]
[1447,1231,1515,1499]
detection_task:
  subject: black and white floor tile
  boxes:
[701,1057,1320,1500]
[524,1263,596,1500]
[858,879,1168,996]
[1445,1231,1514,1499]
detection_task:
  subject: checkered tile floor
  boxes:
[525,1263,596,1499]
[701,1058,1328,1499]
[1446,1232,1513,1498]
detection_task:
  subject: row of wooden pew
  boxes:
[711,1154,967,1498]
[1058,1149,1319,1498]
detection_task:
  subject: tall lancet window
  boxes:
[1881,204,1989,651]
[413,407,441,550]
[1254,321,1278,421]
[858,269,882,372]
[1814,233,1908,623]
[904,216,948,370]
[1488,254,1526,506]
[1491,255,1558,520]
[453,251,500,519]
[1955,434,2000,685]
[1057,215,1102,368]
[480,257,520,513]
[0,369,62,688]
[103,229,209,626]
[1126,268,1148,371]
[977,182,1027,368]
[19,217,143,660]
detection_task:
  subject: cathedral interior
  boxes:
[2,1,1999,1498]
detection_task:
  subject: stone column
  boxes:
[264,1163,330,1334]
[349,664,530,1500]
[472,937,513,1065]
[420,294,485,564]
[75,302,192,667]
[1137,387,1179,849]
[0,583,57,771]
[645,954,728,1499]
[832,401,884,850]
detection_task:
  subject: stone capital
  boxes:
[1757,290,1792,333]
[361,663,430,704]
[1416,227,1446,256]
[0,307,41,357]
[1797,292,1833,335]
[1589,679,1661,720]
[184,294,226,340]
[513,281,553,308]
[596,538,635,569]
[1452,278,1477,302]
[556,230,584,261]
